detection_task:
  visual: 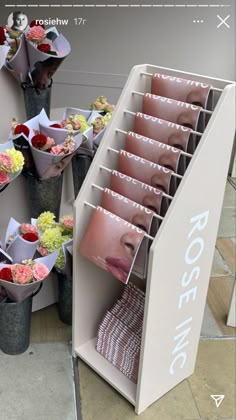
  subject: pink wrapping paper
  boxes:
[126,131,182,173]
[134,112,192,152]
[118,149,173,194]
[151,73,212,109]
[143,93,202,131]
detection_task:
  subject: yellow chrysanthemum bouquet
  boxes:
[35,211,73,271]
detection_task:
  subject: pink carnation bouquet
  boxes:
[0,251,59,302]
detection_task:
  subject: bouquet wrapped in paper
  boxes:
[0,20,71,88]
[0,140,24,192]
[3,217,39,263]
[9,109,84,179]
[0,251,59,302]
[33,211,73,274]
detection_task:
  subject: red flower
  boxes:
[0,267,13,282]
[22,232,39,242]
[29,20,45,29]
[0,26,6,45]
[31,134,47,149]
[14,124,30,138]
[37,43,51,53]
[50,124,61,128]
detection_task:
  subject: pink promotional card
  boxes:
[125,131,183,173]
[151,73,212,109]
[118,149,174,195]
[78,206,146,284]
[110,170,168,216]
[142,93,202,131]
[134,112,192,152]
[101,188,159,278]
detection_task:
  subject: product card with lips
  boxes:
[125,131,185,174]
[101,188,159,278]
[78,206,146,284]
[151,73,213,109]
[134,112,195,153]
[110,170,168,216]
[142,93,204,132]
[118,150,175,195]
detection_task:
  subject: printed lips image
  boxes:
[78,206,145,284]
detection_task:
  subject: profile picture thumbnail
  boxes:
[7,11,28,32]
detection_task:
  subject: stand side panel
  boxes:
[136,85,236,414]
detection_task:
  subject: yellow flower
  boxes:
[5,148,24,173]
[37,211,56,231]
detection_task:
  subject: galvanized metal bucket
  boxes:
[0,284,42,355]
[24,173,63,221]
[72,154,92,198]
[22,82,52,119]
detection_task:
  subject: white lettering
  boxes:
[178,287,198,309]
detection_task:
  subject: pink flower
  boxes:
[32,262,49,281]
[0,171,10,185]
[20,223,39,235]
[61,216,73,231]
[26,26,46,43]
[37,246,49,256]
[12,264,33,284]
[50,145,64,155]
[0,153,13,172]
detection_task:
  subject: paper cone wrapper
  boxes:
[9,109,48,144]
[0,250,59,302]
[0,141,22,189]
[5,217,39,263]
[63,108,105,148]
[5,34,29,83]
[29,132,82,178]
[0,45,10,70]
[26,34,71,86]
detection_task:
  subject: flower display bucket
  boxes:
[22,83,52,119]
[55,268,72,325]
[72,154,93,198]
[0,284,42,355]
[24,173,63,221]
[0,295,32,355]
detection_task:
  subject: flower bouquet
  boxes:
[0,251,58,302]
[3,217,39,263]
[0,140,24,192]
[34,211,73,324]
[0,19,71,119]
